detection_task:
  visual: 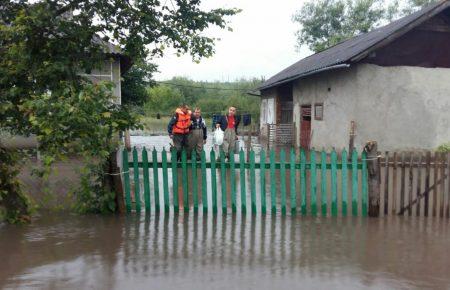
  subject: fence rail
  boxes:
[122,147,369,216]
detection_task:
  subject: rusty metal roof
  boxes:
[259,0,450,91]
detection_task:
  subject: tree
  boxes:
[121,61,157,106]
[293,0,437,53]
[144,85,184,114]
[0,0,238,222]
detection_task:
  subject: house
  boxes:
[83,38,132,104]
[258,1,450,151]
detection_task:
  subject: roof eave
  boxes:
[258,63,351,92]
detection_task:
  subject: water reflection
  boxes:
[1,214,450,289]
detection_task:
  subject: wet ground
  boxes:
[1,214,450,290]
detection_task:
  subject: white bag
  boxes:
[213,128,224,146]
[234,139,242,152]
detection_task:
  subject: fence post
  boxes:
[365,141,380,217]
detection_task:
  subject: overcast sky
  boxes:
[153,0,311,81]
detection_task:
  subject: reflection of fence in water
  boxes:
[122,147,369,217]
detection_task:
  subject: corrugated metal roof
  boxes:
[259,0,450,91]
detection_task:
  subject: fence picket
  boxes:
[447,153,450,218]
[433,152,438,217]
[230,152,236,213]
[162,149,169,212]
[122,149,131,213]
[270,150,277,214]
[392,152,398,215]
[321,150,327,216]
[440,152,445,218]
[310,150,317,216]
[416,153,422,217]
[171,149,179,212]
[260,149,267,214]
[239,149,246,214]
[290,148,297,215]
[142,147,151,212]
[384,152,390,215]
[408,153,413,217]
[152,148,161,212]
[201,150,207,213]
[250,150,257,214]
[211,149,218,214]
[132,147,141,213]
[220,150,227,214]
[424,151,431,217]
[341,149,348,216]
[399,152,406,216]
[182,150,188,212]
[352,148,358,216]
[192,150,199,212]
[331,149,338,216]
[280,149,287,215]
[300,149,307,216]
[361,150,368,217]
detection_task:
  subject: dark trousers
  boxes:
[172,133,189,160]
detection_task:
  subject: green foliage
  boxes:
[0,149,32,224]
[293,0,436,53]
[0,0,238,222]
[73,164,117,214]
[144,85,185,115]
[143,77,263,120]
[24,82,140,160]
[121,61,157,106]
[437,142,450,153]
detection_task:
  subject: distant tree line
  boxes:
[140,77,263,120]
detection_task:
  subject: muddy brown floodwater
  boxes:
[1,214,450,290]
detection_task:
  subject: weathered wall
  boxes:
[87,59,122,104]
[293,64,450,151]
[260,88,277,138]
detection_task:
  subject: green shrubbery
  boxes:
[142,77,262,121]
[437,142,450,153]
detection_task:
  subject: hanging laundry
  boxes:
[243,113,251,126]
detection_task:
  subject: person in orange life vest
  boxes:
[215,106,240,159]
[168,104,192,160]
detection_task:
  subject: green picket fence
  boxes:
[122,147,368,216]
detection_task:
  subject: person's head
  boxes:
[228,106,236,116]
[179,103,189,114]
[193,108,201,118]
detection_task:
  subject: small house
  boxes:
[258,1,450,151]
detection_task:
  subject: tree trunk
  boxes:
[105,150,125,214]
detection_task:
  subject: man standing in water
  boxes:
[216,106,240,159]
[168,104,192,160]
[188,108,207,160]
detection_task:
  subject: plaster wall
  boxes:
[292,64,450,151]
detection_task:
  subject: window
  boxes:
[314,103,324,120]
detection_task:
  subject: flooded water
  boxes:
[1,214,450,289]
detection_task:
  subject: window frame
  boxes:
[314,103,324,121]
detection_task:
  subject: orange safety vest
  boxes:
[172,108,192,134]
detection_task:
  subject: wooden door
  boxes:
[300,105,312,149]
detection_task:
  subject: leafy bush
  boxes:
[437,142,450,153]
[73,164,117,214]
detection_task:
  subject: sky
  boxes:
[153,0,311,82]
